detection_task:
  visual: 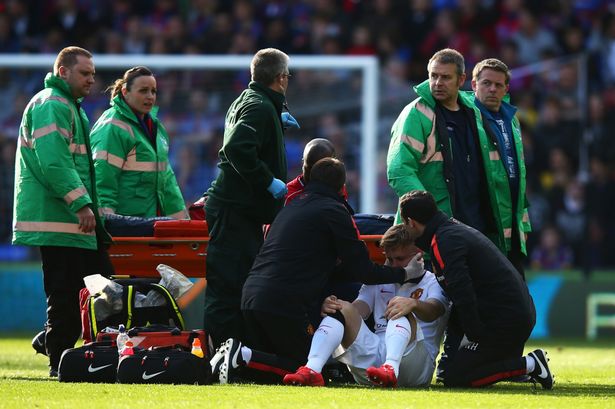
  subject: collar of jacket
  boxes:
[415,210,450,252]
[414,80,476,110]
[44,73,83,104]
[305,181,353,213]
[474,96,518,122]
[249,81,285,113]
[111,94,160,123]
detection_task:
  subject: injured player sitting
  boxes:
[284,224,450,387]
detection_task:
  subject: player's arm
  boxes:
[322,284,373,321]
[385,297,444,322]
[329,206,405,284]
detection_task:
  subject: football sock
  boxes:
[525,355,535,374]
[306,316,344,373]
[241,346,252,364]
[384,317,413,376]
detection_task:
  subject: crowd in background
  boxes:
[1,0,615,274]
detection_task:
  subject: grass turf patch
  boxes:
[0,336,613,409]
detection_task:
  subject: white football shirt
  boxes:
[355,270,450,361]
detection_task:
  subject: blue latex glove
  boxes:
[267,178,288,199]
[281,112,300,129]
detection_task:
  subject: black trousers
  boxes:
[438,308,533,387]
[203,206,264,348]
[40,244,113,369]
[436,322,464,380]
[443,338,528,387]
[237,309,314,384]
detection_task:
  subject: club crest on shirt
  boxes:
[410,288,423,299]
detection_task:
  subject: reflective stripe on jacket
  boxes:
[387,80,530,256]
[12,73,106,249]
[90,95,187,219]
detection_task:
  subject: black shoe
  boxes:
[528,349,554,390]
[218,338,244,384]
[32,330,47,356]
[49,368,58,378]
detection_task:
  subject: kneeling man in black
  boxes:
[399,190,554,389]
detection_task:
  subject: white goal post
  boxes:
[0,54,380,213]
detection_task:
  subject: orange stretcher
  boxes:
[108,220,386,278]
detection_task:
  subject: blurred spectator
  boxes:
[587,93,615,162]
[43,0,94,48]
[0,14,20,53]
[495,0,523,42]
[510,8,559,65]
[174,143,219,204]
[203,12,234,53]
[457,0,498,50]
[534,97,581,166]
[318,113,359,209]
[419,9,471,59]
[584,155,615,269]
[598,12,615,85]
[530,224,574,270]
[525,179,551,255]
[5,0,40,52]
[559,23,587,56]
[542,147,575,203]
[553,178,587,267]
[123,16,148,54]
[403,0,436,58]
[346,24,377,56]
[0,136,16,242]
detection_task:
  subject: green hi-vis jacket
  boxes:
[12,73,109,250]
[387,80,531,256]
[90,95,188,219]
[206,81,287,224]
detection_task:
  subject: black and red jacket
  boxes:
[242,181,405,319]
[416,211,535,345]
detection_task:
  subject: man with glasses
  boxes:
[203,48,298,349]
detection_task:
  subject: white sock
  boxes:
[241,346,252,364]
[525,355,535,374]
[305,316,345,373]
[384,317,413,377]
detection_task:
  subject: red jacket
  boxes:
[285,175,348,206]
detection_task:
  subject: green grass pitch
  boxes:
[1,336,613,409]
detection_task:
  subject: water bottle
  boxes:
[116,324,129,354]
[122,340,135,356]
[191,338,204,358]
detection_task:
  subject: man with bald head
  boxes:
[285,138,347,205]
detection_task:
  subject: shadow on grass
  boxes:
[327,381,615,397]
[2,376,57,382]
